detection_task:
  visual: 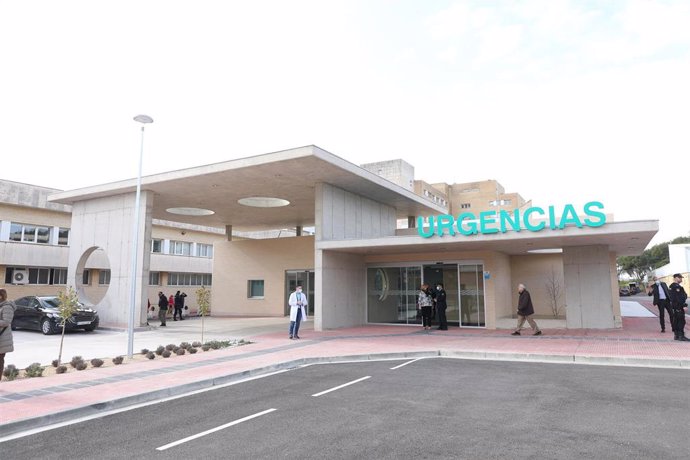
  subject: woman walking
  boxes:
[417,283,435,331]
[0,289,16,381]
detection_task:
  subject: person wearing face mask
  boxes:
[417,283,435,331]
[647,276,673,333]
[288,285,308,339]
[435,283,448,330]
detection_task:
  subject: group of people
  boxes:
[152,291,187,327]
[416,283,449,330]
[647,273,688,341]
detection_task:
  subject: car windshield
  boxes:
[41,297,84,309]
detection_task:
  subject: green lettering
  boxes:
[479,211,499,234]
[583,201,606,227]
[523,207,545,231]
[417,216,435,238]
[499,209,521,232]
[558,204,583,229]
[436,214,456,237]
[456,213,478,236]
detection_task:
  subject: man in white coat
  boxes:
[288,285,308,339]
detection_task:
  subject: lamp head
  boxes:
[133,114,154,124]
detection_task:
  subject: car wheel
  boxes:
[41,318,55,335]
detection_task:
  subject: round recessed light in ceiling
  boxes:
[238,197,290,208]
[166,207,215,216]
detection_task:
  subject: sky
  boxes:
[1,0,688,247]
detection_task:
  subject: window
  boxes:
[461,203,471,209]
[149,271,160,285]
[51,268,67,285]
[58,228,69,245]
[4,267,66,285]
[4,268,13,284]
[151,239,163,253]
[9,222,51,244]
[248,280,264,298]
[28,268,50,284]
[167,272,212,286]
[82,270,91,285]
[170,240,192,256]
[196,243,213,258]
[99,270,111,285]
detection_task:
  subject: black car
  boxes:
[11,296,100,335]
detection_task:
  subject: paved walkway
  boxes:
[1,298,689,439]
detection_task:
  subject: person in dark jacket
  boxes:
[511,283,542,336]
[668,273,688,341]
[157,292,168,327]
[173,291,185,321]
[0,289,16,381]
[647,276,673,333]
[435,283,448,330]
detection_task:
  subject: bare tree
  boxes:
[545,267,564,318]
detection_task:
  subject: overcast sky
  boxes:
[1,0,688,247]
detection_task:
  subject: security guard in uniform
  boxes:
[668,273,688,341]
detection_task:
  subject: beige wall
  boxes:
[212,236,315,316]
[510,254,565,318]
[0,203,71,228]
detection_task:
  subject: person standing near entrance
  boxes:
[157,291,169,327]
[435,283,448,330]
[511,283,542,336]
[173,291,185,321]
[668,273,688,341]
[417,283,435,331]
[0,289,16,381]
[647,276,673,333]
[288,285,308,339]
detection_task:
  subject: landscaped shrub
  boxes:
[70,356,84,368]
[25,363,44,378]
[140,348,149,355]
[112,356,124,365]
[90,358,104,368]
[75,361,88,371]
[156,346,165,356]
[51,359,59,368]
[188,347,198,354]
[192,341,202,348]
[179,342,190,349]
[165,344,175,351]
[56,365,68,374]
[162,350,171,358]
[201,345,210,351]
[2,364,19,381]
[175,348,186,356]
[146,352,155,360]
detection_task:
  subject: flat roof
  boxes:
[49,145,446,231]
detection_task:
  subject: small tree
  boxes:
[196,285,211,343]
[56,286,80,366]
[545,267,564,318]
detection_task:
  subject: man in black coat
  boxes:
[668,273,689,342]
[647,276,673,333]
[511,283,542,336]
[435,283,448,330]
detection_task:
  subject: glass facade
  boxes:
[367,263,485,327]
[285,270,315,316]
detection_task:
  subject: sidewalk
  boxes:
[2,299,689,439]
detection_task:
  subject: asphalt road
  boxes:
[2,358,689,459]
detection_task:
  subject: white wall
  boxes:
[316,249,366,330]
[563,245,615,329]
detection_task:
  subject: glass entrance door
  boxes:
[367,266,421,324]
[285,270,315,316]
[459,264,485,327]
[422,264,459,325]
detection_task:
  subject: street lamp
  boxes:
[128,114,153,358]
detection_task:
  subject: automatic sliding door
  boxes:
[367,266,420,324]
[459,264,485,327]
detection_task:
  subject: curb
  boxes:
[2,350,689,438]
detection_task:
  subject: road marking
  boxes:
[155,408,277,451]
[390,358,422,370]
[312,376,371,397]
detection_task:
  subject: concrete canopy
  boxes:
[49,145,445,231]
[317,220,659,256]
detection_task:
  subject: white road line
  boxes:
[390,358,422,370]
[312,376,371,397]
[156,408,277,451]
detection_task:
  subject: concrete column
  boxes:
[67,191,153,328]
[315,249,366,330]
[563,245,615,329]
[296,226,302,236]
[225,225,232,241]
[407,216,416,229]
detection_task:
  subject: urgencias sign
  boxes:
[417,201,606,238]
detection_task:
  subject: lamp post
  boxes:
[128,114,153,358]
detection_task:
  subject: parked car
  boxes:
[619,288,631,297]
[11,296,100,335]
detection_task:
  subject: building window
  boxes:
[99,270,111,285]
[170,240,192,256]
[5,267,67,285]
[151,239,163,253]
[149,271,160,285]
[29,268,50,285]
[51,268,68,285]
[248,280,264,298]
[168,272,212,286]
[9,222,51,244]
[461,203,471,209]
[58,228,70,245]
[196,243,213,258]
[82,270,91,285]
